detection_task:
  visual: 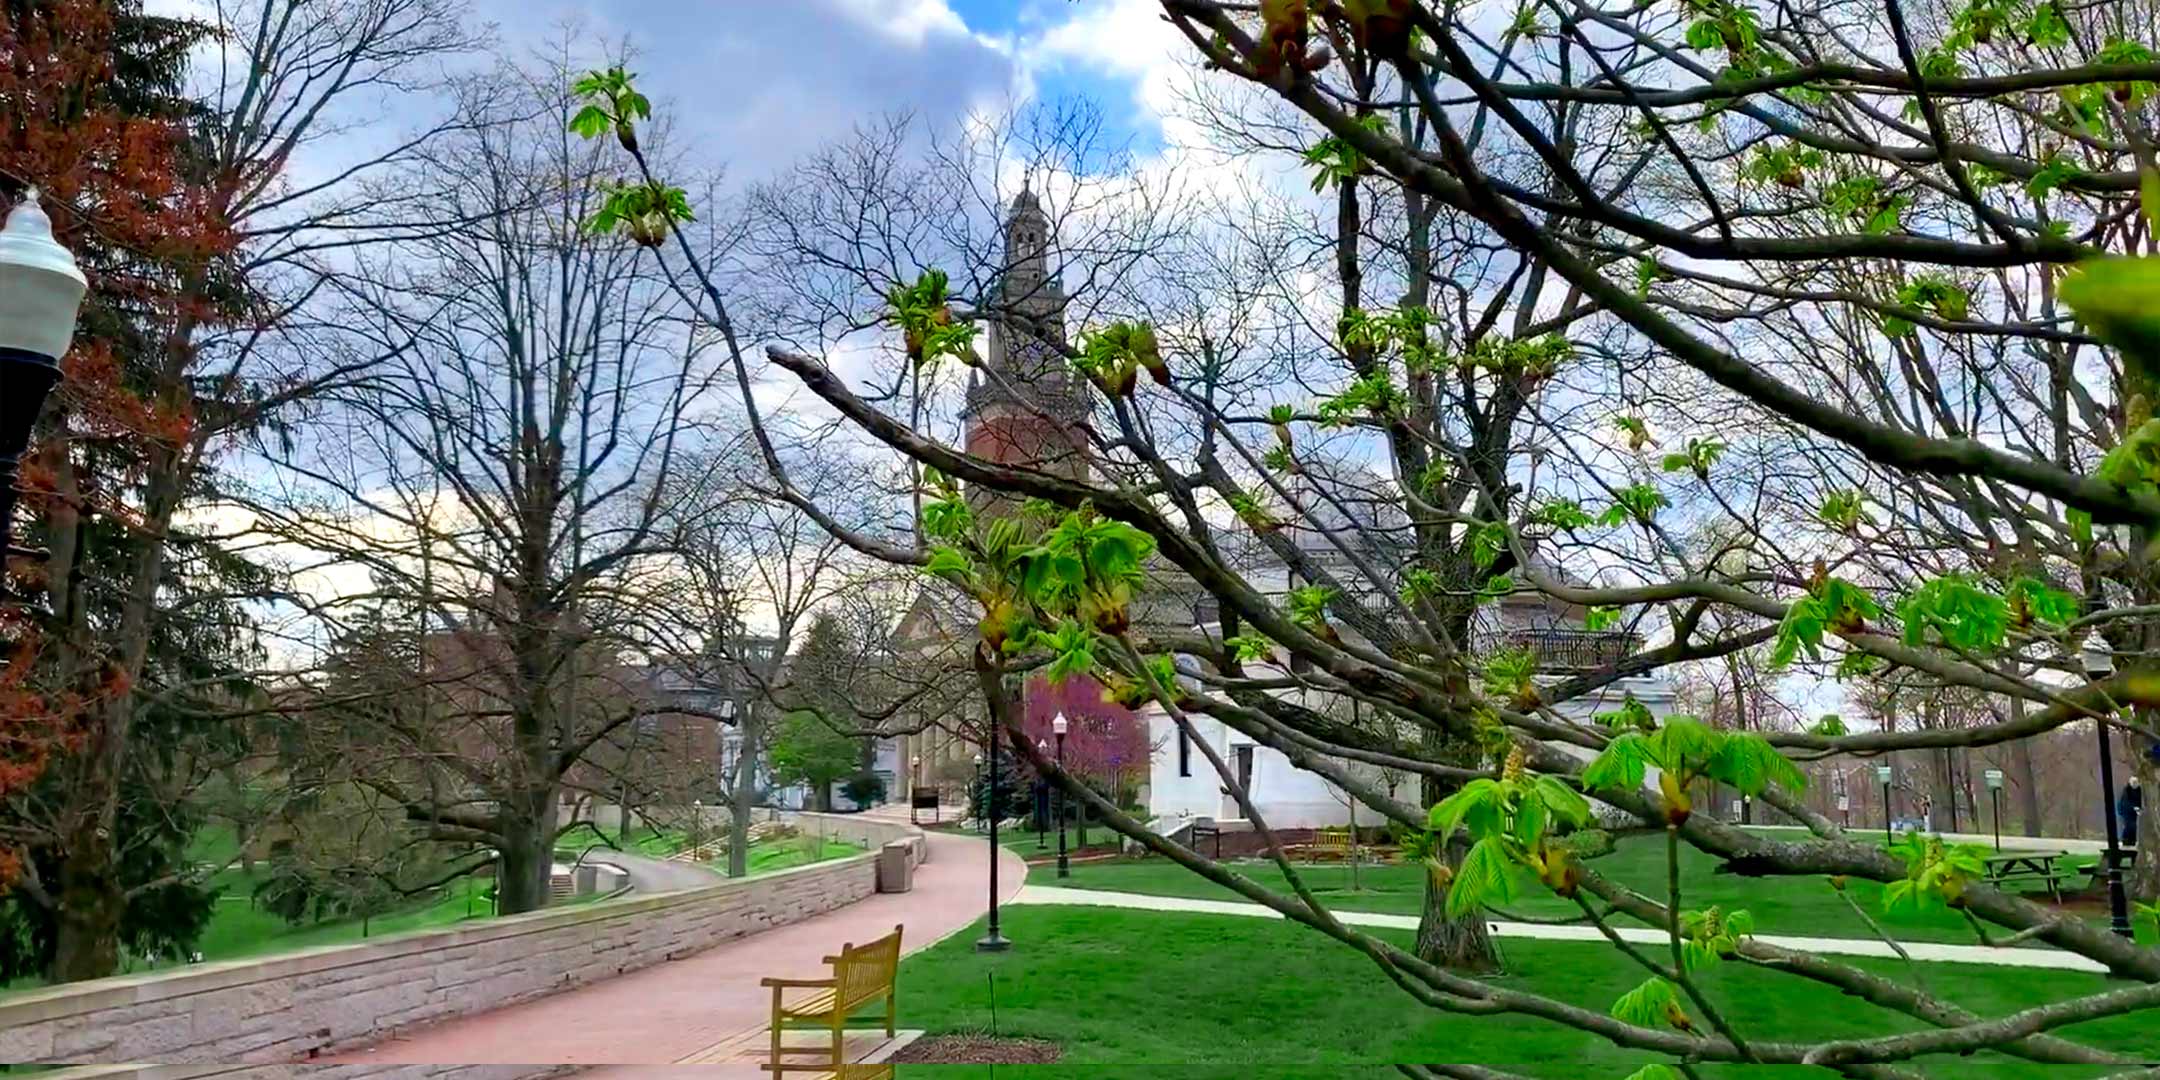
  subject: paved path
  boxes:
[582,848,721,893]
[328,823,1025,1070]
[1013,885,2109,973]
[1747,823,2113,855]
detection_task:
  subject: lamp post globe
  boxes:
[2077,638,2135,937]
[0,190,87,559]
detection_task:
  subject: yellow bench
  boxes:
[1301,826,1356,862]
[761,1065,894,1080]
[761,925,903,1070]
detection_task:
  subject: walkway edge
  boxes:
[1012,885,2107,972]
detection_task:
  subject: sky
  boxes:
[471,0,1186,180]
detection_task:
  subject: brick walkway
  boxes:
[327,814,1021,1073]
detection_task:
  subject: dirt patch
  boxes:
[887,1032,1062,1064]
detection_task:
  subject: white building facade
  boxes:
[1142,464,1677,830]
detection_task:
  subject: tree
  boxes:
[257,51,722,917]
[2,0,470,982]
[571,0,2160,1061]
[770,712,860,813]
[773,615,870,812]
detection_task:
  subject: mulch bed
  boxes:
[888,1033,1062,1065]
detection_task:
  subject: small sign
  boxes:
[1836,795,1850,812]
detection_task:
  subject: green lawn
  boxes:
[559,824,689,859]
[744,836,863,873]
[1043,833,2129,947]
[897,906,2158,1073]
[191,872,501,963]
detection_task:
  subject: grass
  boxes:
[558,825,688,859]
[190,872,503,963]
[1043,831,2138,947]
[897,905,2157,1073]
[745,836,863,873]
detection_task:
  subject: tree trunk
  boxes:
[1416,834,1499,973]
[1416,729,1501,972]
[815,783,832,813]
[2129,725,2157,903]
[50,823,125,982]
[728,717,760,878]
[1926,745,1960,835]
[1347,798,1361,893]
[494,789,560,915]
[2008,712,2044,837]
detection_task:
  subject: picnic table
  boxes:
[1982,850,2082,902]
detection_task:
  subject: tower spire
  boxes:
[960,186,1089,500]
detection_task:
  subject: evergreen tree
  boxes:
[770,614,868,811]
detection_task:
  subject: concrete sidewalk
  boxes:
[1012,884,2109,972]
[327,827,1025,1069]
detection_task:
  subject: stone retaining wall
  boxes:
[0,840,916,1067]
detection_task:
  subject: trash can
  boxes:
[877,840,913,893]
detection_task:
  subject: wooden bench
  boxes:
[761,1064,895,1080]
[1301,827,1356,862]
[761,925,903,1069]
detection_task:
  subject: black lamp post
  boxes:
[2080,640,2135,939]
[1984,768,2004,852]
[1054,713,1070,878]
[1035,738,1050,851]
[976,731,1010,953]
[0,190,87,562]
[1876,764,1894,844]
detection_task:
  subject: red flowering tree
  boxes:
[1018,676,1156,806]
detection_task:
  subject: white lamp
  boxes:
[0,189,86,556]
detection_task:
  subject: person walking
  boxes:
[2117,776,2142,847]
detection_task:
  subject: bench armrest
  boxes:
[760,976,838,988]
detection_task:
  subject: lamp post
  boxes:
[0,190,87,562]
[976,731,1010,953]
[690,799,703,857]
[1035,738,1050,851]
[2080,640,2135,939]
[1053,713,1069,878]
[1983,769,2004,852]
[1876,764,1894,843]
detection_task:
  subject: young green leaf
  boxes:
[1445,835,1521,917]
[1610,976,1685,1028]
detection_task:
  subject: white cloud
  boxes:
[830,0,972,45]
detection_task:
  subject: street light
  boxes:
[2079,639,2135,939]
[1035,738,1050,851]
[1984,768,2004,852]
[1875,764,1894,843]
[1053,713,1070,878]
[0,190,87,560]
[976,731,1010,953]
